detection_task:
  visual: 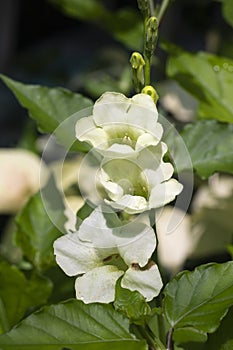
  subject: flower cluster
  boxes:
[54,92,183,304]
[54,207,163,303]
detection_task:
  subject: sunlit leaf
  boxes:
[0,299,147,350]
[166,51,233,123]
[0,74,93,151]
[165,120,233,178]
[163,262,233,344]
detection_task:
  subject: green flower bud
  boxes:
[142,85,159,103]
[137,0,150,19]
[145,16,158,58]
[130,52,145,69]
[130,52,145,92]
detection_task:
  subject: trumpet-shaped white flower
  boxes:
[98,144,183,214]
[75,92,163,156]
[54,206,163,304]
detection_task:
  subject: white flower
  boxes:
[0,148,48,213]
[54,206,163,304]
[75,92,163,156]
[98,144,183,214]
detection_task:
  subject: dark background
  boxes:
[0,0,230,147]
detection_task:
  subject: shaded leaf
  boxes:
[48,0,142,49]
[165,120,233,178]
[0,74,93,151]
[181,307,233,350]
[166,51,233,123]
[114,279,151,325]
[48,0,109,21]
[222,0,233,27]
[76,201,94,229]
[0,261,52,334]
[0,299,147,350]
[163,262,233,344]
[15,176,65,271]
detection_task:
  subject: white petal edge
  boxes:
[117,223,156,267]
[99,169,124,201]
[75,116,107,147]
[105,194,148,214]
[149,179,183,209]
[75,265,124,304]
[121,264,163,301]
[94,92,130,125]
[53,233,102,276]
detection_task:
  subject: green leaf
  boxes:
[48,0,142,50]
[0,74,93,151]
[165,120,233,178]
[76,201,94,229]
[114,279,151,325]
[163,262,233,344]
[181,307,233,349]
[48,0,109,21]
[222,0,233,27]
[204,306,233,350]
[0,261,52,334]
[14,176,64,271]
[166,51,233,123]
[0,299,147,350]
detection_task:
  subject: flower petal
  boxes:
[106,143,135,156]
[127,94,159,128]
[75,116,107,147]
[99,169,124,201]
[94,92,130,125]
[149,179,183,209]
[117,223,156,267]
[53,233,102,276]
[121,264,163,301]
[136,131,161,150]
[78,206,121,251]
[144,162,174,188]
[105,194,148,214]
[75,265,124,303]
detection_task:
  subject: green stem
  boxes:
[0,298,10,333]
[144,56,151,85]
[157,0,171,24]
[166,328,174,350]
[139,326,166,350]
[149,0,155,16]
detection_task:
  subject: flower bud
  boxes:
[130,52,145,92]
[145,16,158,58]
[137,0,150,19]
[142,85,159,103]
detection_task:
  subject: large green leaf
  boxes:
[222,0,233,27]
[14,177,65,271]
[0,299,147,350]
[0,261,52,334]
[166,51,233,123]
[163,262,233,344]
[0,74,93,151]
[165,120,233,178]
